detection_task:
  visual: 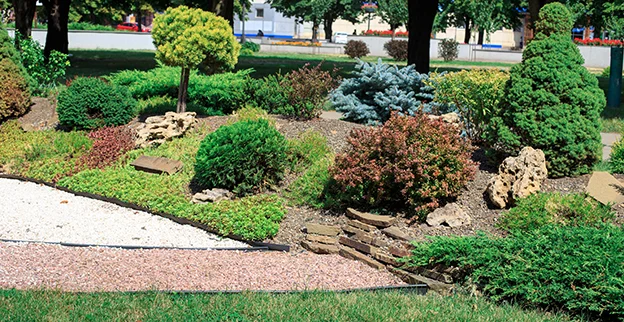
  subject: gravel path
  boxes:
[0,178,247,249]
[0,242,405,292]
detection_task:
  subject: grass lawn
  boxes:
[0,290,573,322]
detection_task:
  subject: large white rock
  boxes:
[486,147,548,208]
[426,203,471,227]
[135,112,197,148]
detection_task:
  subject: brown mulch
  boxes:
[0,242,404,292]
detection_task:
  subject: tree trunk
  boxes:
[43,0,71,58]
[478,29,484,45]
[390,23,399,40]
[407,0,438,73]
[463,18,471,44]
[177,67,190,113]
[312,21,319,43]
[136,3,142,32]
[324,17,333,41]
[241,18,246,43]
[12,0,37,41]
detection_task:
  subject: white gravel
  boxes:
[0,178,248,249]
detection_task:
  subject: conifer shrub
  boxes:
[57,77,136,130]
[383,39,408,61]
[438,38,459,61]
[330,113,477,217]
[330,59,437,125]
[194,119,288,195]
[344,40,370,58]
[610,138,624,174]
[484,3,605,177]
[245,73,290,114]
[241,41,260,53]
[0,59,31,122]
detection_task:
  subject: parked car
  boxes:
[116,22,151,32]
[332,32,348,44]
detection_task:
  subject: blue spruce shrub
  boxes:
[330,59,438,125]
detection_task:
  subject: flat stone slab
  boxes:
[346,208,396,228]
[305,223,341,236]
[301,241,339,254]
[131,156,183,175]
[381,226,411,241]
[339,246,385,270]
[586,171,624,205]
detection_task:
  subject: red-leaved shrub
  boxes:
[330,113,477,217]
[78,126,135,169]
[284,63,341,119]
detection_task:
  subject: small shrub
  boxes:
[383,40,408,61]
[287,130,332,172]
[57,77,136,130]
[287,156,334,209]
[429,69,508,142]
[195,119,288,195]
[498,192,614,232]
[17,35,69,92]
[331,113,477,216]
[78,126,135,170]
[407,224,624,320]
[602,66,611,78]
[245,73,291,114]
[0,59,31,122]
[610,138,624,173]
[283,63,340,119]
[136,96,223,116]
[438,39,459,61]
[344,40,370,58]
[229,106,274,125]
[331,59,438,125]
[240,48,254,56]
[241,41,260,53]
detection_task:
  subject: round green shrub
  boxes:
[241,41,260,53]
[485,3,605,177]
[57,77,136,130]
[0,59,31,121]
[610,138,624,173]
[195,119,288,195]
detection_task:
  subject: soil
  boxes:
[18,97,58,131]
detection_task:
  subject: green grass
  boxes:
[0,290,573,322]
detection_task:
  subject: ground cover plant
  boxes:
[330,113,477,217]
[0,290,572,322]
[485,3,605,177]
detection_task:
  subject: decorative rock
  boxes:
[339,247,385,270]
[306,235,338,245]
[586,171,624,205]
[305,223,341,236]
[425,203,471,228]
[339,236,377,255]
[301,241,339,254]
[381,226,411,241]
[389,246,411,258]
[131,155,183,175]
[486,146,548,208]
[346,208,395,228]
[191,188,233,204]
[346,219,376,232]
[428,112,461,126]
[390,268,453,295]
[135,112,197,148]
[372,252,401,267]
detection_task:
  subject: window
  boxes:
[256,9,264,18]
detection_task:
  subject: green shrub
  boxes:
[610,137,624,173]
[57,77,136,130]
[195,119,288,195]
[498,192,614,232]
[16,35,69,92]
[245,73,291,114]
[344,40,370,59]
[330,113,477,216]
[383,39,408,61]
[240,48,254,56]
[407,224,624,320]
[136,96,223,116]
[438,38,459,61]
[0,59,31,122]
[287,156,334,209]
[229,106,274,125]
[287,130,332,172]
[485,3,605,177]
[429,69,509,142]
[602,66,611,78]
[241,41,260,53]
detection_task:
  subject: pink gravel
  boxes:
[0,242,405,292]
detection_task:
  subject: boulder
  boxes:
[426,203,471,227]
[486,147,547,208]
[135,112,197,148]
[191,188,233,204]
[428,112,461,126]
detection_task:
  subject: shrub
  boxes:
[287,156,334,209]
[407,224,624,320]
[485,3,605,177]
[610,137,624,173]
[383,40,408,61]
[245,73,291,114]
[330,113,477,216]
[17,35,69,92]
[283,63,340,119]
[602,66,611,78]
[498,192,614,232]
[287,130,332,172]
[0,59,31,122]
[0,26,25,70]
[330,59,438,125]
[136,96,223,116]
[344,40,370,58]
[438,38,459,61]
[241,41,260,53]
[195,119,288,195]
[229,106,274,125]
[429,69,508,142]
[77,126,135,170]
[57,77,136,130]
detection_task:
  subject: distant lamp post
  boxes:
[361,1,378,31]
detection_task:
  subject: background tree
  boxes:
[152,6,240,113]
[42,0,71,57]
[322,0,362,41]
[604,0,624,40]
[376,0,408,39]
[235,0,252,42]
[407,0,437,73]
[12,0,37,41]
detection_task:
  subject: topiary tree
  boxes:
[152,6,240,113]
[485,3,605,177]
